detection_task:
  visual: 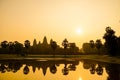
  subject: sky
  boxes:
[0,0,120,48]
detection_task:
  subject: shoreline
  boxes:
[0,54,120,64]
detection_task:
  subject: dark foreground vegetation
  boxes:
[83,27,120,56]
[0,27,120,56]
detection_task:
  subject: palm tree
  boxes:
[89,40,94,48]
[62,38,69,55]
[24,40,30,49]
[50,41,57,51]
[95,39,102,49]
[50,40,57,56]
[24,40,30,55]
[95,39,102,54]
[62,38,69,49]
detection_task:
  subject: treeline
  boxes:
[82,27,120,56]
[0,27,120,56]
[0,36,79,55]
[82,39,107,55]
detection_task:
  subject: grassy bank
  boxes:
[0,54,120,64]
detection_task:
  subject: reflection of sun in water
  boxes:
[75,27,83,35]
[79,77,82,80]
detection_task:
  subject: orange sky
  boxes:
[0,0,120,48]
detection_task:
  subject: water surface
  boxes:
[0,58,120,80]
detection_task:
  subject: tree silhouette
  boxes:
[1,40,8,48]
[103,27,117,56]
[24,40,30,55]
[95,39,102,49]
[24,40,30,49]
[89,40,94,48]
[50,40,57,56]
[50,41,57,51]
[82,43,91,54]
[8,42,15,53]
[69,43,76,54]
[62,38,69,49]
[95,39,102,54]
[14,41,23,55]
[62,38,69,55]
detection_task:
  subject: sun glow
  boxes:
[75,27,83,35]
[79,77,82,80]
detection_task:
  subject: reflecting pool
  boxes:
[0,58,120,80]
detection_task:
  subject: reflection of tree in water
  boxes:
[62,60,79,75]
[0,60,78,75]
[68,64,76,71]
[23,65,30,75]
[0,62,22,73]
[0,60,104,76]
[0,59,120,80]
[7,63,13,72]
[0,64,7,73]
[96,64,103,75]
[90,64,96,74]
[50,40,57,56]
[50,65,57,74]
[62,64,69,75]
[82,60,104,76]
[105,64,120,80]
[83,60,93,70]
[13,62,22,73]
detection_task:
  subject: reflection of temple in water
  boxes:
[0,59,79,75]
[0,59,120,79]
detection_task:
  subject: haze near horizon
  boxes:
[0,0,120,48]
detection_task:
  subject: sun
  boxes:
[75,27,83,35]
[79,77,82,80]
